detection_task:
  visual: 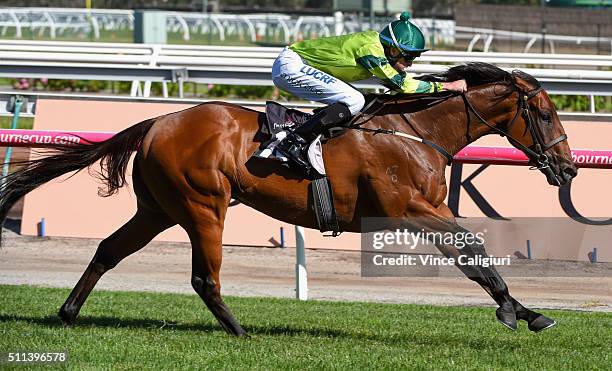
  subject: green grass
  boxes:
[0,285,610,370]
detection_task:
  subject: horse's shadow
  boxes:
[0,313,521,349]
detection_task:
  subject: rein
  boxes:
[348,93,456,164]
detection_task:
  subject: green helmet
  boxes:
[379,12,427,54]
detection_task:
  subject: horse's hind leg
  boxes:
[59,209,175,326]
[187,217,247,337]
[138,149,245,335]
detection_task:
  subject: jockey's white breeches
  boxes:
[271,47,365,115]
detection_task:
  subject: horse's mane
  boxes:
[417,62,512,87]
[420,62,541,91]
[364,62,539,107]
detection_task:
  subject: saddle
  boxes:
[252,101,341,236]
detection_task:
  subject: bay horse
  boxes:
[0,63,577,336]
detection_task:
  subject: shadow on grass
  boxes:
[0,313,524,349]
[0,314,222,334]
[0,313,350,338]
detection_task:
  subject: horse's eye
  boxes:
[541,111,552,122]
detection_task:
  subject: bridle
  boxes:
[461,83,568,186]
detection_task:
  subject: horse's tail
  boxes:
[0,118,156,243]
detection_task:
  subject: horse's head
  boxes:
[502,71,577,186]
[395,63,577,186]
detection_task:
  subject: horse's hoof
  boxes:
[496,305,517,331]
[528,314,556,332]
[58,307,76,327]
[60,316,75,328]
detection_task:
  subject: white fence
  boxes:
[2,39,612,68]
[1,39,611,103]
[456,26,612,54]
[2,7,611,53]
[0,8,458,44]
[0,8,132,39]
[0,8,414,44]
[0,39,611,112]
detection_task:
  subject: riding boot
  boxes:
[276,102,351,175]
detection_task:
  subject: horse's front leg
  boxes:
[398,198,555,332]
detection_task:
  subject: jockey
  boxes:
[271,12,467,173]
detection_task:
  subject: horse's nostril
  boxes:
[562,166,577,181]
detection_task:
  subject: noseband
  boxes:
[461,84,568,185]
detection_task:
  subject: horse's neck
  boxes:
[406,86,514,156]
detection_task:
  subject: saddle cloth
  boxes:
[252,101,327,175]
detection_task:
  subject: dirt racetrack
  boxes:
[0,226,610,313]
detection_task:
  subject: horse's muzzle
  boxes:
[559,164,578,185]
[546,158,577,187]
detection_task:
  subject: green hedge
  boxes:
[549,95,612,112]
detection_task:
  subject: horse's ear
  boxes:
[511,75,527,92]
[511,71,539,93]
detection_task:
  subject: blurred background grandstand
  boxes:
[0,0,609,51]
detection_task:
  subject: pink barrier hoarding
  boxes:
[2,129,611,169]
[455,146,612,169]
[0,129,114,147]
